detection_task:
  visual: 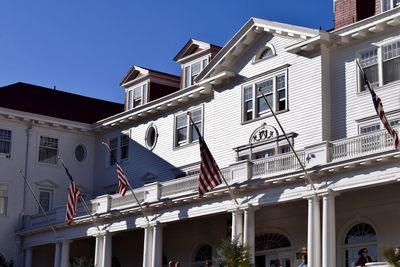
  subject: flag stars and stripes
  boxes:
[117,162,128,197]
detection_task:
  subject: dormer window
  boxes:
[254,44,276,63]
[126,82,148,110]
[183,57,209,88]
[382,0,400,11]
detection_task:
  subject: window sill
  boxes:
[241,109,290,125]
[173,140,199,151]
[357,79,400,95]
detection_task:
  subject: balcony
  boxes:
[21,128,398,230]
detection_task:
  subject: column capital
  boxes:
[320,188,340,198]
[239,203,259,212]
[140,220,162,229]
[227,207,243,213]
[303,192,321,200]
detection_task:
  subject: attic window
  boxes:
[254,44,276,62]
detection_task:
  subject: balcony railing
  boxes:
[21,128,397,230]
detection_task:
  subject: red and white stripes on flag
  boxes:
[358,60,400,150]
[66,180,81,225]
[198,138,223,196]
[116,162,128,197]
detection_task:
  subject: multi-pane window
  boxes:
[243,72,287,122]
[39,189,52,212]
[38,136,58,164]
[109,137,118,165]
[382,0,400,11]
[0,184,8,216]
[359,41,400,91]
[120,135,129,161]
[126,83,148,110]
[183,58,209,88]
[175,108,202,147]
[360,123,381,134]
[0,129,11,157]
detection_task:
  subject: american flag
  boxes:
[116,162,128,197]
[190,116,222,196]
[60,162,81,225]
[358,60,400,150]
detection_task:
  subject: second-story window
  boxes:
[120,134,129,161]
[183,58,208,88]
[109,137,118,165]
[0,129,11,157]
[38,136,58,164]
[359,40,400,91]
[242,72,288,122]
[175,107,203,147]
[109,134,129,166]
[126,83,148,110]
[39,189,52,212]
[382,0,400,12]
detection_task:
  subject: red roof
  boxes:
[0,82,124,123]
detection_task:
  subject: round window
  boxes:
[75,144,86,162]
[145,124,158,150]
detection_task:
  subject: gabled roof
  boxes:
[195,17,319,82]
[0,82,124,124]
[119,65,180,87]
[173,39,222,63]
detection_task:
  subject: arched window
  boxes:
[255,232,291,251]
[254,44,276,62]
[193,244,212,267]
[343,223,377,267]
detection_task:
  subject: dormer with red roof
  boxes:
[120,66,180,111]
[173,39,221,89]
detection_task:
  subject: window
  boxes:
[38,136,58,164]
[183,58,209,88]
[0,129,11,157]
[75,144,86,162]
[175,108,202,147]
[126,83,148,110]
[109,134,129,165]
[242,72,287,122]
[359,40,400,91]
[0,184,8,216]
[145,124,158,150]
[382,0,400,11]
[343,223,377,267]
[39,189,52,212]
[193,245,212,267]
[120,134,129,161]
[254,44,276,62]
[360,123,381,134]
[254,149,275,159]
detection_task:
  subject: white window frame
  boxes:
[38,188,53,213]
[381,0,400,12]
[0,128,12,158]
[242,70,288,122]
[174,106,203,148]
[253,43,276,63]
[37,135,59,165]
[0,183,9,216]
[120,134,129,162]
[108,133,130,166]
[182,56,209,88]
[126,82,148,110]
[358,38,400,92]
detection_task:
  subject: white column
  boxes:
[231,209,244,243]
[322,192,337,267]
[103,233,112,267]
[95,234,103,267]
[244,207,255,264]
[307,196,321,267]
[54,242,61,267]
[60,240,71,267]
[24,247,32,267]
[142,226,153,267]
[314,196,321,267]
[151,224,163,267]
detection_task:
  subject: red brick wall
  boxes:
[334,0,380,29]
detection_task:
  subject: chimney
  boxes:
[334,0,378,29]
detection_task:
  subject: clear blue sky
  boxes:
[0,1,333,104]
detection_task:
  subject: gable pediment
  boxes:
[35,179,58,188]
[174,39,215,63]
[120,66,150,87]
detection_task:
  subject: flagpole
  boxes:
[101,142,150,225]
[187,112,240,207]
[356,59,373,94]
[257,88,317,191]
[17,170,59,238]
[57,156,101,232]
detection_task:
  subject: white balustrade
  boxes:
[252,152,306,177]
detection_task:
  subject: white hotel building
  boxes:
[1,0,400,266]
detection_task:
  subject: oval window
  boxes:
[75,144,86,162]
[145,124,158,150]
